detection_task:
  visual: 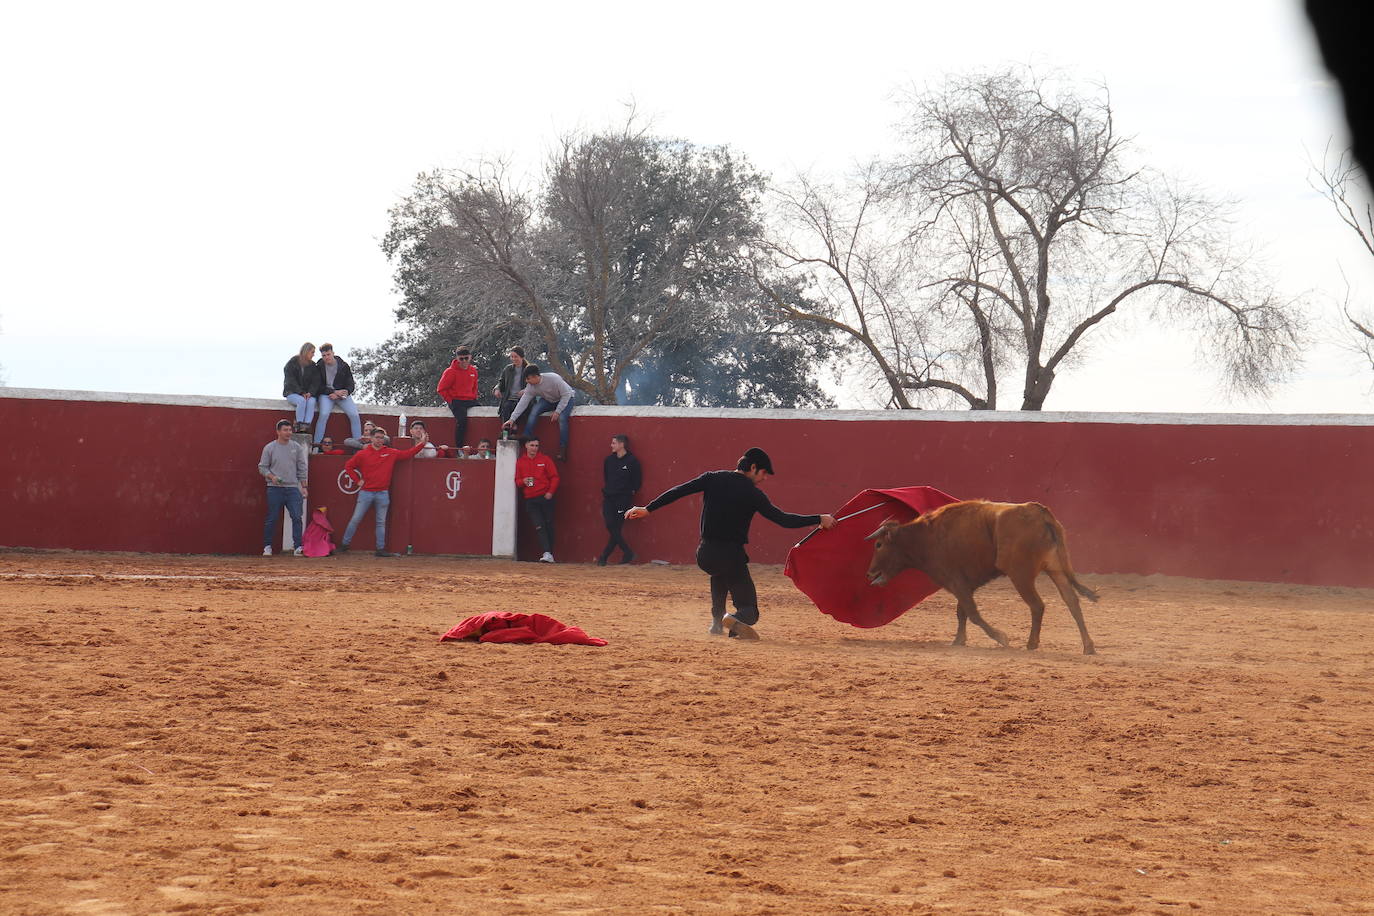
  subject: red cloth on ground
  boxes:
[784,485,960,628]
[439,612,607,646]
[302,509,334,558]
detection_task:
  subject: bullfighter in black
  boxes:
[625,447,835,639]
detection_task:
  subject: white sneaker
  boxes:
[292,547,304,557]
[539,552,555,563]
[262,546,272,556]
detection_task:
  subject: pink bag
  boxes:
[302,508,335,557]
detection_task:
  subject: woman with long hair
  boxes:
[282,342,321,433]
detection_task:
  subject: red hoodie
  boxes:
[437,359,479,402]
[515,452,559,499]
[343,442,425,491]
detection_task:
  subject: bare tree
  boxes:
[753,166,933,408]
[1310,145,1374,374]
[853,68,1308,410]
[755,166,1027,409]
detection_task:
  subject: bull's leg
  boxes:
[951,589,970,646]
[957,593,1010,649]
[1047,570,1096,655]
[1010,574,1047,650]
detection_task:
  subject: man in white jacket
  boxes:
[503,365,576,460]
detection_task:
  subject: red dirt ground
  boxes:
[1,550,1372,915]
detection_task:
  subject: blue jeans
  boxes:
[285,393,315,424]
[264,486,304,549]
[523,397,574,450]
[343,489,390,550]
[315,394,362,443]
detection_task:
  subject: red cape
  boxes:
[784,486,959,628]
[302,509,334,558]
[439,612,607,646]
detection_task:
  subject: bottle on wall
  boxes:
[398,411,408,438]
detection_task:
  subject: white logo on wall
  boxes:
[337,470,360,495]
[445,471,462,500]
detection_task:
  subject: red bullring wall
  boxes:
[2,388,1371,587]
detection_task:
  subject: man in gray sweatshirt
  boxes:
[258,419,309,556]
[503,365,576,459]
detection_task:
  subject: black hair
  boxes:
[522,365,542,381]
[276,419,293,430]
[510,346,525,358]
[612,434,630,448]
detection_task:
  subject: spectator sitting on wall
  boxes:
[515,436,559,563]
[314,343,363,445]
[598,433,641,566]
[474,438,495,460]
[411,420,440,458]
[259,419,308,557]
[503,365,576,461]
[344,420,389,454]
[492,346,529,428]
[283,342,321,434]
[339,425,427,558]
[437,345,480,451]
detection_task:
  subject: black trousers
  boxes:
[447,398,478,447]
[498,397,519,425]
[523,496,556,553]
[600,495,634,560]
[695,538,759,625]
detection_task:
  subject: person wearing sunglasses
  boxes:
[437,345,480,451]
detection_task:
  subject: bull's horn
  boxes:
[862,517,898,541]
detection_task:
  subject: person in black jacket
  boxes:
[597,434,642,566]
[313,342,362,445]
[491,346,529,427]
[282,342,321,433]
[625,447,835,639]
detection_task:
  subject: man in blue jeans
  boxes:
[339,425,427,557]
[258,419,308,557]
[502,365,576,460]
[313,342,363,445]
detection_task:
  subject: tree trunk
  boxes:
[1021,365,1055,411]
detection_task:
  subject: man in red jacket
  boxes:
[515,436,560,563]
[436,345,479,451]
[340,426,427,557]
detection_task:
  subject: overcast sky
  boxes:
[2,0,1371,413]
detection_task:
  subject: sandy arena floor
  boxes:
[1,550,1372,915]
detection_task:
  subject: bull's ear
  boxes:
[862,517,898,541]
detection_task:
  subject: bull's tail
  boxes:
[1038,504,1099,603]
[1069,576,1100,603]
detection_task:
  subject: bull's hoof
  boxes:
[1083,644,1097,656]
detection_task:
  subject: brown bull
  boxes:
[865,500,1098,655]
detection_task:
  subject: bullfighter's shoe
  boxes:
[722,614,759,640]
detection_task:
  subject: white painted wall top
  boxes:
[2,386,1371,426]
